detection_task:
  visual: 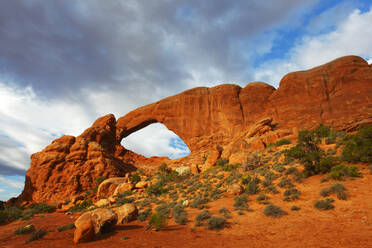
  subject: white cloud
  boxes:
[0,176,24,189]
[254,6,372,86]
[122,123,190,159]
[368,58,372,65]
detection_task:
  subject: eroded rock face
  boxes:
[16,55,372,204]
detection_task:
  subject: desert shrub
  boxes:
[27,229,47,243]
[21,202,56,220]
[146,181,168,196]
[57,223,75,232]
[242,154,263,171]
[285,167,298,175]
[190,195,209,209]
[149,213,167,231]
[269,139,291,148]
[285,124,338,176]
[216,158,229,167]
[137,208,152,222]
[283,188,300,201]
[291,205,300,211]
[342,124,372,163]
[121,236,129,240]
[225,171,242,185]
[263,204,287,218]
[210,188,223,200]
[172,204,187,225]
[207,216,226,230]
[219,207,231,219]
[69,200,93,213]
[328,164,360,180]
[241,175,251,185]
[14,224,35,235]
[320,183,347,200]
[234,195,249,211]
[272,164,285,173]
[277,178,293,188]
[314,198,334,210]
[0,207,22,225]
[195,210,211,226]
[159,163,169,173]
[155,204,170,217]
[267,185,279,194]
[130,173,141,184]
[245,177,260,194]
[256,194,269,204]
[222,163,240,172]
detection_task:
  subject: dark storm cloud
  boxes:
[0,0,317,98]
[0,162,27,176]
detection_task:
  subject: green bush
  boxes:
[155,204,170,217]
[285,124,336,176]
[320,183,347,200]
[233,195,249,211]
[14,224,35,235]
[342,124,372,163]
[149,213,167,231]
[195,210,211,226]
[219,207,231,219]
[0,207,22,225]
[159,163,169,173]
[172,205,187,225]
[216,158,229,167]
[146,181,168,196]
[314,198,334,210]
[272,164,285,173]
[137,208,152,222]
[207,216,226,230]
[57,223,75,232]
[245,177,260,194]
[277,178,293,188]
[291,205,300,211]
[130,173,141,184]
[27,229,47,243]
[328,164,360,180]
[270,139,291,147]
[69,200,93,213]
[263,204,287,218]
[283,188,300,201]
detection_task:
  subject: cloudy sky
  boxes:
[1,0,372,201]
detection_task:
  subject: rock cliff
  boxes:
[16,55,372,204]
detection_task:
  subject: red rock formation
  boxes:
[15,55,372,204]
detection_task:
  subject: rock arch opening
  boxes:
[121,123,190,159]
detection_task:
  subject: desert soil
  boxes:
[1,166,372,248]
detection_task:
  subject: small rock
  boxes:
[94,199,110,207]
[182,200,190,207]
[135,181,148,189]
[227,183,243,195]
[175,166,191,176]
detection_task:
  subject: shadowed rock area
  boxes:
[15,55,372,204]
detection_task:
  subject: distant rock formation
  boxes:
[16,55,372,204]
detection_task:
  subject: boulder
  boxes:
[97,177,128,198]
[112,203,138,224]
[227,183,243,195]
[94,199,110,207]
[113,182,133,196]
[73,208,117,244]
[135,181,148,189]
[175,166,191,176]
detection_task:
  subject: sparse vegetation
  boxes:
[263,204,287,217]
[27,229,47,243]
[283,188,300,202]
[234,195,249,211]
[291,205,300,211]
[195,210,211,226]
[328,164,360,180]
[314,198,335,210]
[342,124,372,163]
[57,223,75,232]
[149,212,167,231]
[207,216,226,230]
[69,200,93,213]
[92,176,107,193]
[130,173,141,184]
[172,204,187,225]
[320,183,348,200]
[14,224,35,235]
